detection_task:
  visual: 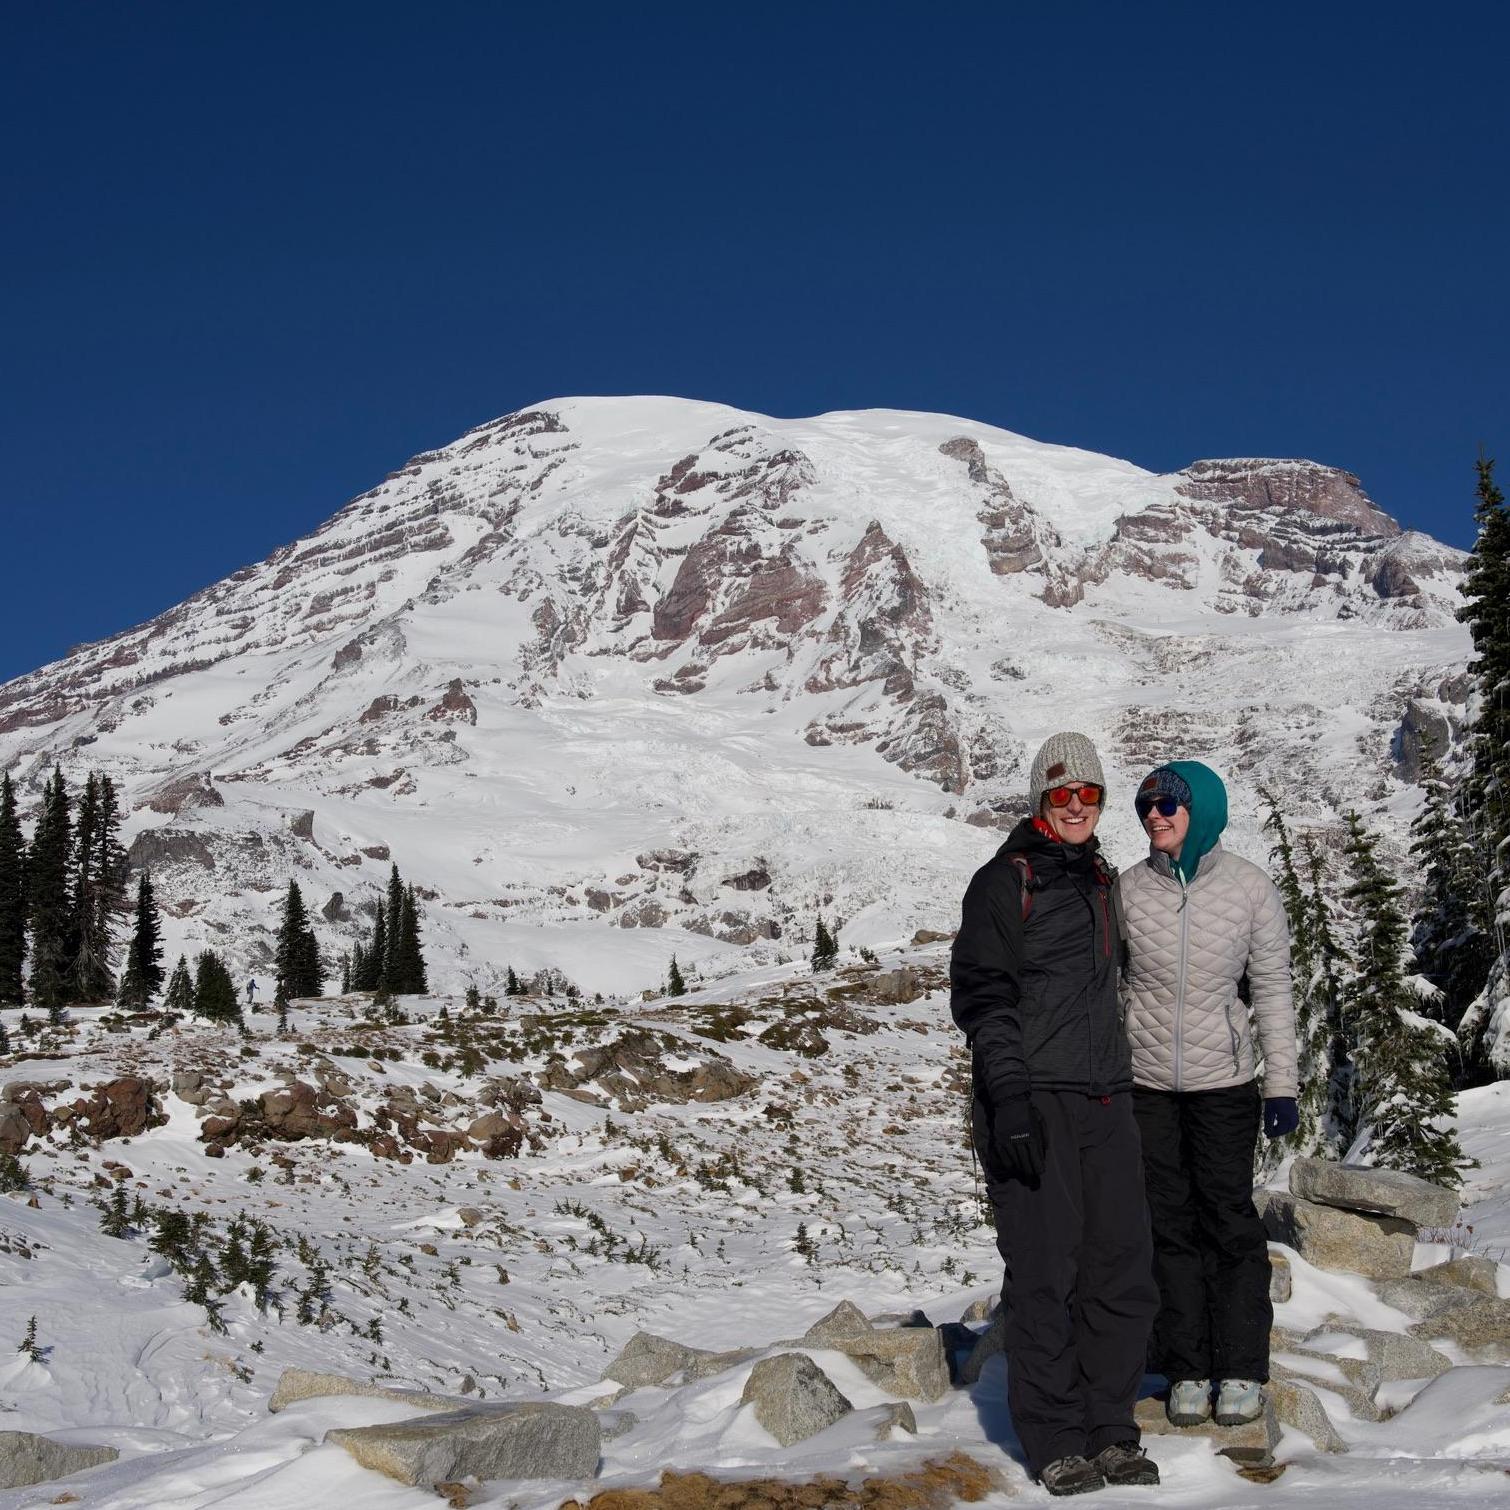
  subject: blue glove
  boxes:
[1263,1097,1299,1139]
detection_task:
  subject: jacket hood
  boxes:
[1153,760,1228,883]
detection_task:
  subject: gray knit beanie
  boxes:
[1028,732,1106,810]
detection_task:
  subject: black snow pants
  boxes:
[978,1088,1157,1476]
[1133,1081,1272,1384]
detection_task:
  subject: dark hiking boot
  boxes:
[1092,1441,1160,1486]
[1038,1456,1106,1496]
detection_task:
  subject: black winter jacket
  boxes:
[950,818,1130,1103]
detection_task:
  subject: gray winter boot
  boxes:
[1166,1378,1213,1426]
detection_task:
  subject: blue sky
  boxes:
[2,3,1506,682]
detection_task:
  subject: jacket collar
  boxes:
[1148,840,1225,884]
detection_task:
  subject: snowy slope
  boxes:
[0,960,1506,1507]
[0,397,1472,997]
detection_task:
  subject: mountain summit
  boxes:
[0,398,1470,994]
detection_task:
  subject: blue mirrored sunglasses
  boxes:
[1135,794,1182,819]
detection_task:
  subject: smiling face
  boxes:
[1143,801,1190,859]
[1040,789,1102,844]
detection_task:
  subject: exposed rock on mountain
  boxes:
[0,398,1470,996]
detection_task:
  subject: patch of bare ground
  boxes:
[560,1452,1001,1510]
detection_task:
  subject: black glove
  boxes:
[1263,1097,1299,1140]
[991,1096,1044,1184]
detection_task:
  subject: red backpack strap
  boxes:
[1007,853,1036,921]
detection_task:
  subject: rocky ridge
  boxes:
[0,398,1471,1001]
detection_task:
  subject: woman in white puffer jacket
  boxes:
[1115,760,1297,1431]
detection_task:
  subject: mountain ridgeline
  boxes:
[0,398,1473,1006]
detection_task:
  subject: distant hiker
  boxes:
[951,733,1159,1496]
[245,979,258,1006]
[1116,762,1297,1429]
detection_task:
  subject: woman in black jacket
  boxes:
[950,731,1158,1497]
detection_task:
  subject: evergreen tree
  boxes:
[88,775,129,995]
[275,987,290,1035]
[1453,454,1510,1078]
[505,964,521,996]
[339,950,352,994]
[1260,791,1330,1157]
[666,955,687,997]
[1457,456,1510,854]
[26,768,72,1013]
[1339,812,1467,1186]
[349,941,369,992]
[355,902,386,992]
[1300,833,1349,1151]
[811,915,838,972]
[193,950,241,1023]
[383,864,405,987]
[117,871,165,1008]
[1409,752,1493,1047]
[274,881,322,999]
[0,773,25,1007]
[163,954,195,1015]
[393,884,427,993]
[67,771,100,994]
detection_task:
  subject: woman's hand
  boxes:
[1263,1097,1299,1139]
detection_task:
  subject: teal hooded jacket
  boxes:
[1158,760,1228,884]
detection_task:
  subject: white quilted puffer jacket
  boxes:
[1115,843,1297,1098]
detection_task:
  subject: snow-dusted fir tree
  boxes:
[1339,811,1467,1187]
[1453,456,1510,1077]
[68,772,128,1004]
[193,950,240,1023]
[273,881,322,999]
[117,871,165,1008]
[0,773,24,1007]
[27,767,72,1014]
[811,916,838,972]
[1301,834,1350,1148]
[1260,791,1332,1159]
[1409,751,1493,1054]
[163,954,195,1015]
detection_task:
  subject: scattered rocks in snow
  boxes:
[740,1354,853,1447]
[1374,1274,1484,1321]
[325,1401,600,1489]
[1407,1296,1510,1359]
[1288,1157,1460,1230]
[267,1366,460,1414]
[601,1331,752,1389]
[1268,1249,1292,1303]
[1293,1324,1453,1397]
[0,1432,119,1491]
[800,1299,873,1345]
[1417,1254,1500,1295]
[819,1324,951,1402]
[870,968,922,1005]
[1261,1191,1415,1278]
[539,1029,756,1110]
[869,1401,919,1439]
[1266,1377,1348,1453]
[958,1307,1007,1387]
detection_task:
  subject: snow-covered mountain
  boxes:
[0,397,1472,995]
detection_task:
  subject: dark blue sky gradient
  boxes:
[3,3,1506,681]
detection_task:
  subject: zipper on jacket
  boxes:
[1226,999,1242,1073]
[1173,871,1190,1092]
